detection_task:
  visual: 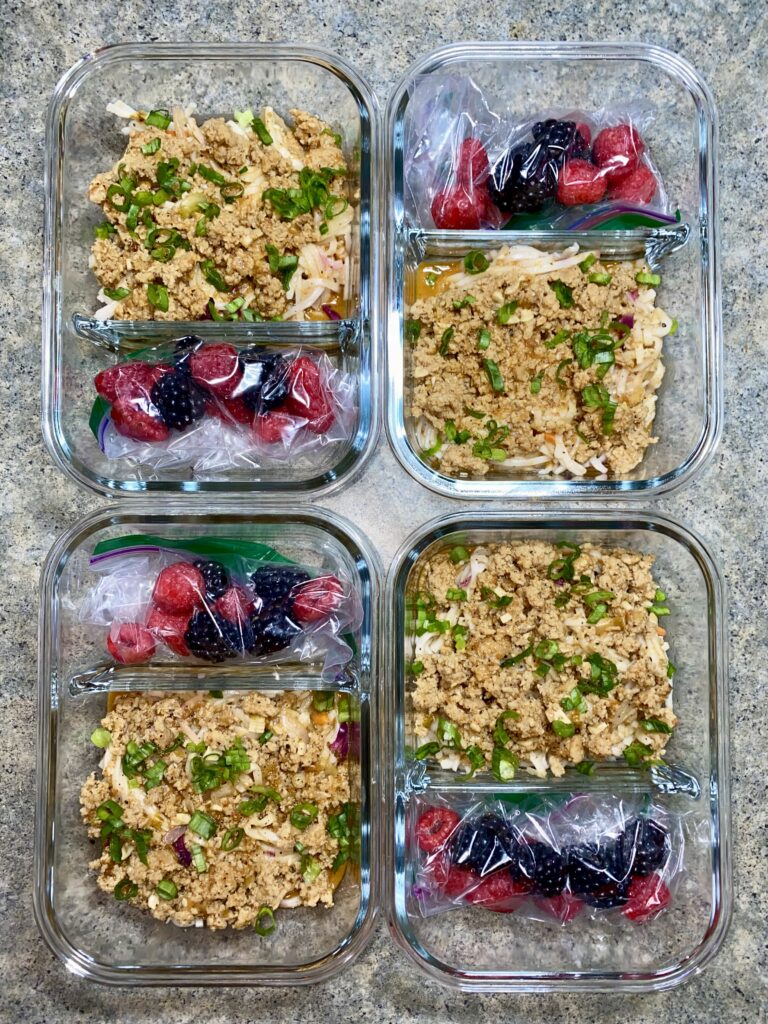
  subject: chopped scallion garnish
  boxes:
[549,279,574,308]
[145,109,171,130]
[188,810,218,840]
[156,879,178,900]
[463,250,489,274]
[90,727,112,747]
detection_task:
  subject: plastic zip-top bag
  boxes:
[404,75,673,231]
[80,534,363,676]
[89,336,357,476]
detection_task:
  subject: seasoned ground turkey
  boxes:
[89,107,350,321]
[409,247,673,478]
[410,541,675,777]
[80,691,353,929]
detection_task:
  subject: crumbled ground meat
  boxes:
[89,107,350,321]
[80,691,353,929]
[409,249,673,478]
[410,541,675,777]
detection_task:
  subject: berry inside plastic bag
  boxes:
[90,336,357,475]
[79,534,363,677]
[410,792,694,927]
[404,75,672,231]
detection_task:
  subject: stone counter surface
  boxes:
[1,1,766,1021]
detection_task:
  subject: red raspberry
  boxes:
[146,607,191,657]
[441,864,476,900]
[151,562,205,615]
[431,186,489,230]
[535,891,585,923]
[557,160,608,206]
[456,137,489,186]
[94,362,169,404]
[285,357,329,419]
[214,585,256,623]
[622,873,671,922]
[107,622,156,664]
[110,397,170,442]
[221,396,253,425]
[307,404,335,435]
[189,343,242,399]
[252,410,296,445]
[466,870,531,913]
[592,124,645,183]
[607,162,657,204]
[292,575,345,625]
[575,122,592,146]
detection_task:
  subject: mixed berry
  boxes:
[104,558,345,666]
[431,117,657,229]
[415,805,672,924]
[93,337,336,447]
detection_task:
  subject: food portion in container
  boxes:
[411,794,681,925]
[403,76,672,230]
[90,337,356,473]
[89,104,352,321]
[82,690,359,931]
[409,540,675,778]
[80,534,362,675]
[407,245,674,479]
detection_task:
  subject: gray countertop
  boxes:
[1,1,766,1021]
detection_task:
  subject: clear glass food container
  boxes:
[35,506,380,985]
[385,510,731,991]
[385,43,722,498]
[42,43,378,497]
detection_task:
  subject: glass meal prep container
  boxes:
[385,42,722,499]
[34,506,380,985]
[386,510,731,991]
[42,43,378,497]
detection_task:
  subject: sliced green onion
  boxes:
[500,644,533,668]
[124,204,139,231]
[300,852,323,884]
[147,282,169,312]
[669,318,679,335]
[551,718,576,738]
[584,590,615,607]
[555,358,573,387]
[446,587,467,602]
[586,604,607,624]
[492,709,520,746]
[549,279,574,308]
[188,810,218,840]
[290,802,319,830]
[200,259,228,291]
[220,181,244,203]
[477,328,491,351]
[458,745,486,780]
[576,761,595,775]
[414,741,440,760]
[197,163,227,185]
[452,294,476,310]
[530,374,542,395]
[463,250,489,274]
[534,639,559,661]
[185,741,206,754]
[491,746,518,782]
[221,827,245,851]
[113,878,138,901]
[251,117,273,145]
[438,327,454,356]
[449,545,469,564]
[96,799,123,821]
[141,137,162,156]
[156,879,178,900]
[667,662,677,678]
[312,691,335,712]
[496,301,518,324]
[191,844,207,873]
[639,718,673,734]
[145,109,171,130]
[483,358,504,392]
[409,660,424,676]
[648,603,671,617]
[254,905,277,936]
[545,328,571,349]
[578,253,598,273]
[91,728,112,747]
[635,270,661,286]
[436,717,462,749]
[94,221,116,239]
[405,319,422,343]
[587,272,612,286]
[623,741,653,766]
[464,406,485,419]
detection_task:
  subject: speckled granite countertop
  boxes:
[1,1,766,1021]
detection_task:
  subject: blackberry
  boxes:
[184,610,238,663]
[532,119,591,162]
[150,371,206,431]
[568,839,629,898]
[238,348,289,411]
[528,841,568,897]
[581,880,631,909]
[450,813,511,876]
[621,817,670,877]
[247,607,300,656]
[193,559,230,601]
[250,565,311,613]
[487,140,557,215]
[173,335,203,375]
